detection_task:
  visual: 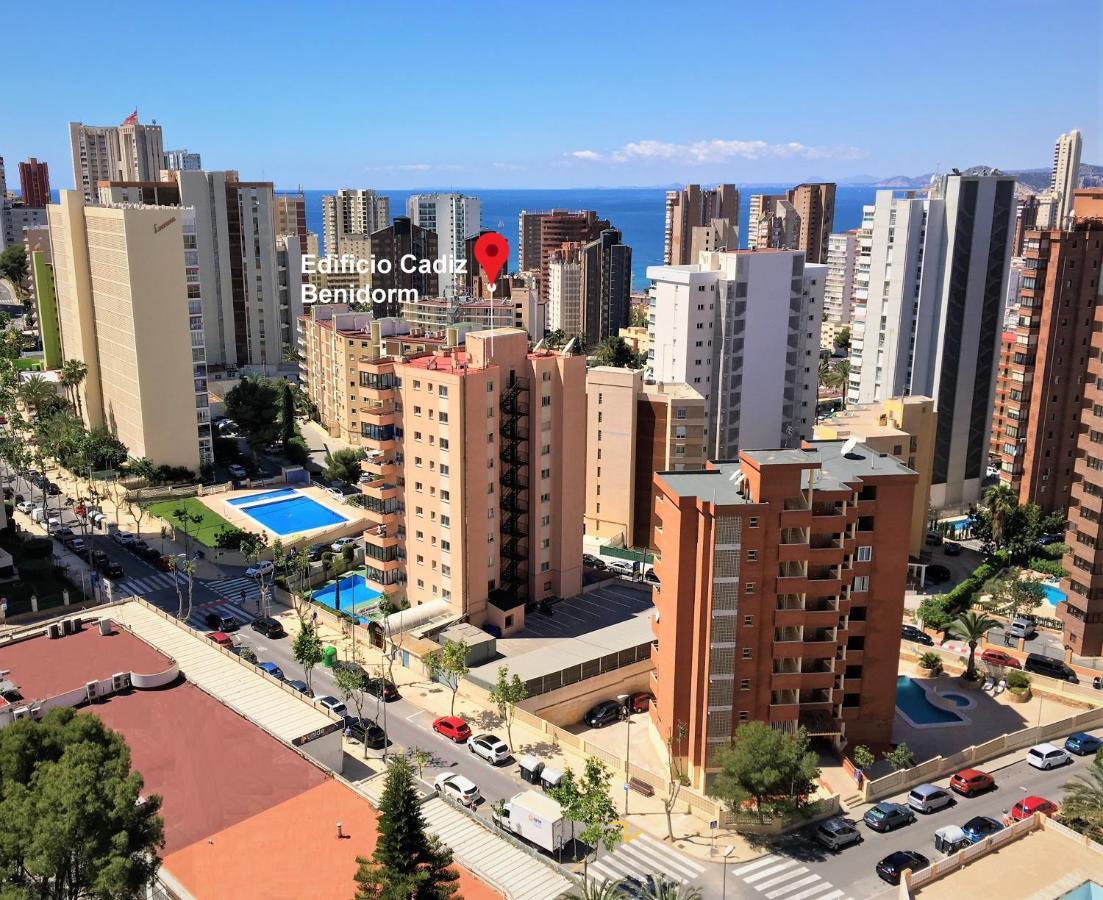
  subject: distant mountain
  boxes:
[843,163,1102,192]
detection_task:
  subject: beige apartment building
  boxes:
[300,307,584,632]
[814,396,935,556]
[48,190,205,469]
[584,367,706,549]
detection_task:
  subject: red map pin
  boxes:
[474,232,509,292]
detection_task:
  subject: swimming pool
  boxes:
[311,572,382,623]
[896,676,966,726]
[1043,582,1067,606]
[230,488,349,535]
[942,693,971,708]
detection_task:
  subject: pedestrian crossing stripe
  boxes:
[114,572,191,596]
[185,601,252,631]
[587,831,705,887]
[732,853,854,900]
[201,575,262,598]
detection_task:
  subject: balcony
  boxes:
[798,708,843,736]
[359,479,400,502]
[361,404,396,426]
[363,524,400,549]
[776,594,804,611]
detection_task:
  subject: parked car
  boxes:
[979,648,1020,668]
[813,817,862,851]
[926,564,952,584]
[469,733,511,765]
[154,555,174,572]
[15,500,33,514]
[876,851,929,885]
[925,531,943,546]
[307,543,327,561]
[432,716,472,743]
[249,616,285,638]
[332,660,368,685]
[364,677,399,701]
[943,540,962,556]
[1009,795,1059,822]
[643,568,660,584]
[64,537,86,553]
[127,539,152,555]
[50,525,75,540]
[135,545,162,562]
[1024,653,1078,682]
[98,560,125,579]
[1038,533,1063,546]
[863,802,916,833]
[949,768,995,797]
[629,691,654,713]
[901,624,934,646]
[317,695,348,717]
[344,716,386,748]
[227,464,247,479]
[582,554,606,570]
[331,537,358,553]
[205,612,239,632]
[434,772,480,807]
[584,699,623,728]
[1008,616,1037,640]
[961,816,1005,844]
[112,531,137,546]
[257,661,285,681]
[906,783,953,814]
[1064,732,1103,756]
[607,561,635,577]
[246,560,275,578]
[205,631,234,650]
[1026,743,1070,770]
[285,679,314,698]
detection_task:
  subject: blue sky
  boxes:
[2,0,1099,189]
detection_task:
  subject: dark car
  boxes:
[205,612,239,632]
[901,624,934,646]
[365,677,399,701]
[91,549,109,567]
[307,543,327,562]
[961,815,1005,844]
[98,560,125,579]
[286,679,314,698]
[333,659,369,685]
[257,661,285,680]
[135,545,162,562]
[863,802,915,833]
[128,539,152,555]
[925,531,943,546]
[876,851,929,885]
[643,568,660,584]
[584,699,623,728]
[344,716,386,748]
[1024,653,1079,683]
[1065,732,1103,756]
[582,554,606,570]
[51,526,76,542]
[250,616,285,638]
[943,540,962,556]
[925,564,952,584]
[45,483,61,496]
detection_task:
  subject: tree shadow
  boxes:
[517,740,560,759]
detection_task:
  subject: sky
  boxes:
[2,0,1100,190]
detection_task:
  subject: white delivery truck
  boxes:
[495,790,566,854]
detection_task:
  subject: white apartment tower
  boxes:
[322,189,390,254]
[69,118,164,203]
[547,245,583,335]
[647,249,824,457]
[406,193,482,297]
[824,231,859,324]
[848,174,1015,508]
[1051,129,1083,227]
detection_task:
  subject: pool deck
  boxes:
[198,485,368,547]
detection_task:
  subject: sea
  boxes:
[299,186,882,288]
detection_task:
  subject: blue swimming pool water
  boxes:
[896,676,965,725]
[942,693,971,708]
[311,573,382,622]
[234,492,348,535]
[228,488,298,507]
[1043,582,1066,606]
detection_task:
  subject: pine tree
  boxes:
[354,757,459,899]
[280,381,296,447]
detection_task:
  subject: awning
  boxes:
[379,599,454,637]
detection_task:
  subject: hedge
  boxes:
[917,554,1008,630]
[1028,556,1066,578]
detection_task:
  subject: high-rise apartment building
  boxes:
[848,174,1016,508]
[664,184,739,265]
[274,190,309,244]
[299,309,583,631]
[47,191,209,468]
[580,229,632,345]
[1050,129,1083,228]
[649,442,917,786]
[547,243,583,335]
[0,205,47,250]
[162,149,202,171]
[322,189,390,255]
[519,210,612,301]
[18,158,50,208]
[823,231,859,324]
[406,194,481,298]
[0,157,7,198]
[369,217,439,317]
[647,249,824,458]
[69,117,164,203]
[748,184,835,263]
[990,221,1103,513]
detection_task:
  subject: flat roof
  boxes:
[656,466,751,505]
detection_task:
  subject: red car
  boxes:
[629,691,655,713]
[1009,795,1058,821]
[432,716,471,743]
[949,768,995,796]
[205,631,234,649]
[154,555,174,572]
[980,648,1021,668]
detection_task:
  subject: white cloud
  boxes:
[567,138,866,164]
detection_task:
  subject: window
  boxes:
[747,550,757,562]
[416,530,424,541]
[415,506,424,517]
[441,490,450,502]
[441,514,450,527]
[440,463,449,476]
[739,679,750,691]
[542,396,551,407]
[743,615,753,626]
[438,386,448,398]
[415,456,423,467]
[857,546,872,562]
[738,711,749,722]
[413,405,422,416]
[439,412,449,424]
[748,517,759,528]
[415,481,423,493]
[413,380,421,390]
[741,648,752,659]
[439,437,449,450]
[744,582,755,594]
[541,468,551,478]
[852,575,869,592]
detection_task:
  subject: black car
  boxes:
[1024,653,1079,683]
[249,616,285,638]
[91,549,109,567]
[45,483,61,496]
[365,677,400,701]
[925,564,952,584]
[51,527,76,542]
[584,699,623,728]
[205,612,239,632]
[98,560,125,579]
[876,850,929,885]
[582,554,606,571]
[332,659,369,684]
[307,543,327,562]
[128,539,152,555]
[343,716,386,748]
[901,624,933,646]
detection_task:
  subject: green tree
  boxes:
[983,483,1018,547]
[322,447,363,484]
[16,374,56,419]
[709,722,820,823]
[426,640,469,716]
[353,757,459,899]
[558,881,624,900]
[169,506,204,558]
[883,743,915,771]
[851,745,875,771]
[639,878,702,900]
[60,359,89,420]
[1059,752,1103,842]
[0,245,28,291]
[662,720,689,841]
[989,576,1045,619]
[548,757,621,881]
[945,611,999,680]
[224,377,282,456]
[0,707,165,898]
[292,622,324,690]
[280,381,296,448]
[488,665,528,750]
[126,456,157,483]
[592,335,642,369]
[629,306,648,328]
[833,326,851,350]
[543,328,566,350]
[334,664,367,723]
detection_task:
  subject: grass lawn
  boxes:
[145,497,235,548]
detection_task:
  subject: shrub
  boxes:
[918,651,943,673]
[1028,557,1067,578]
[238,646,258,664]
[851,745,875,771]
[1006,670,1031,690]
[917,595,952,630]
[285,436,310,465]
[215,527,250,550]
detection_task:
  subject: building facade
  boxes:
[823,231,859,325]
[322,189,389,255]
[580,229,632,346]
[0,204,47,250]
[17,158,49,208]
[519,210,611,302]
[369,217,439,317]
[547,243,582,335]
[650,442,917,787]
[163,149,202,171]
[748,184,835,263]
[406,194,481,298]
[69,118,164,203]
[663,184,739,266]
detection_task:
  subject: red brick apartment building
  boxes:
[649,441,916,788]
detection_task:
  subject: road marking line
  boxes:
[745,861,799,884]
[756,866,811,892]
[734,855,784,876]
[633,832,705,876]
[776,884,839,900]
[590,853,639,881]
[615,842,688,882]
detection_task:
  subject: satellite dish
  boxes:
[841,437,859,456]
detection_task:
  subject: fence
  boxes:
[124,484,200,503]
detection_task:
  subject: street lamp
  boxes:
[721,845,736,900]
[617,693,632,815]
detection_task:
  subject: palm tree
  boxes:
[559,880,625,900]
[983,483,1018,547]
[60,358,88,418]
[945,611,999,680]
[640,877,703,900]
[1060,755,1103,842]
[17,374,55,419]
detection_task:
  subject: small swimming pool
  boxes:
[942,693,971,708]
[229,488,349,536]
[1043,582,1067,606]
[896,676,966,726]
[311,571,382,623]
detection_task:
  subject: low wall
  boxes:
[518,659,654,727]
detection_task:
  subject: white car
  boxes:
[112,530,136,545]
[434,772,480,807]
[331,537,358,553]
[246,560,275,578]
[607,561,635,577]
[15,500,34,514]
[468,733,510,765]
[1026,743,1071,770]
[227,464,247,479]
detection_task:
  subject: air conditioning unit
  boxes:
[71,617,83,632]
[85,681,99,703]
[111,672,131,693]
[62,618,74,636]
[46,623,61,639]
[29,705,42,719]
[11,706,30,720]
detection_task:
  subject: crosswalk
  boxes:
[587,831,706,888]
[201,575,262,602]
[110,571,191,597]
[731,854,855,900]
[184,599,253,632]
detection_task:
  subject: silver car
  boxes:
[907,783,953,814]
[814,818,862,851]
